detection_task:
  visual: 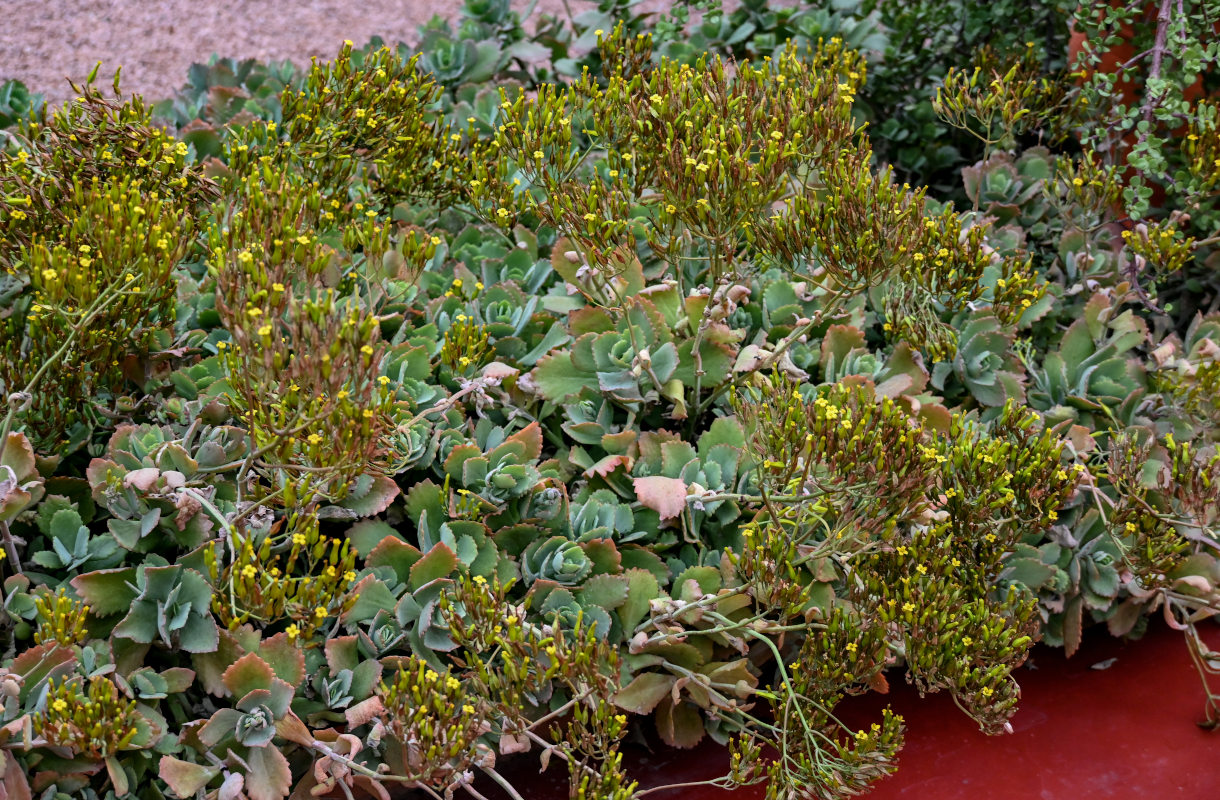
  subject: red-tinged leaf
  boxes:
[339,474,400,518]
[582,538,622,576]
[583,454,632,478]
[633,476,688,520]
[103,757,126,795]
[481,361,519,383]
[866,671,890,694]
[0,751,32,800]
[655,696,705,749]
[1,432,36,478]
[325,636,360,673]
[275,712,313,747]
[10,643,75,703]
[367,537,423,586]
[258,633,305,686]
[1063,595,1084,658]
[505,421,543,461]
[614,673,675,715]
[345,696,385,728]
[159,756,218,799]
[408,543,458,592]
[221,652,275,698]
[245,746,292,800]
[70,568,138,616]
[1106,597,1143,638]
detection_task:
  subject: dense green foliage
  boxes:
[1,2,1218,799]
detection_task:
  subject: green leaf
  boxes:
[618,569,658,635]
[343,577,399,624]
[520,321,571,366]
[533,352,591,401]
[671,566,720,600]
[48,508,85,542]
[347,519,403,557]
[576,574,628,610]
[71,568,138,616]
[614,672,675,715]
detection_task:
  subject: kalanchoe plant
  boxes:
[3,5,1220,800]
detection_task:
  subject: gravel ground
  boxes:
[0,0,672,106]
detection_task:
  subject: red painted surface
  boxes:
[480,619,1220,799]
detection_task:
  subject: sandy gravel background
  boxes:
[0,0,675,106]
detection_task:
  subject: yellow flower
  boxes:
[286,624,300,640]
[314,606,328,619]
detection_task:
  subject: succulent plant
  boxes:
[73,563,219,653]
[0,79,43,129]
[931,315,1025,407]
[443,422,544,506]
[416,18,507,87]
[29,501,123,574]
[1026,295,1149,429]
[522,536,595,586]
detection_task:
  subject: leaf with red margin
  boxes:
[221,652,275,698]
